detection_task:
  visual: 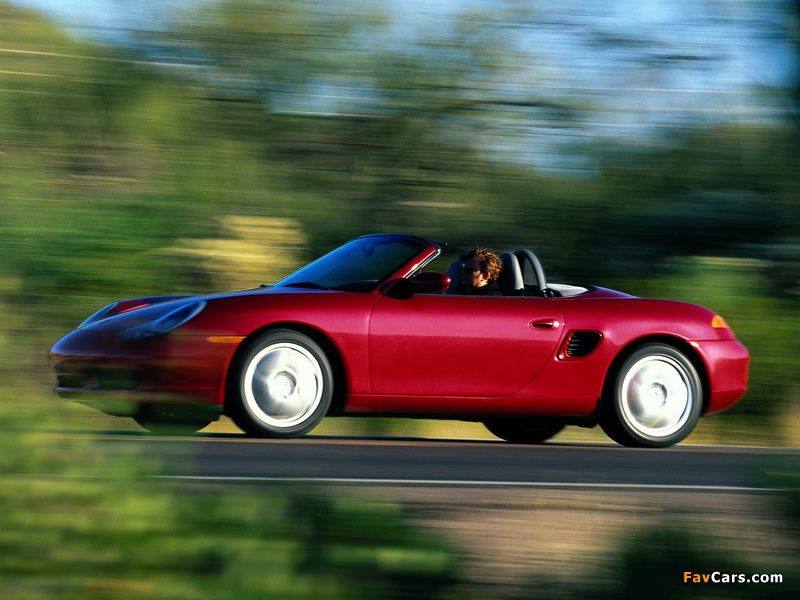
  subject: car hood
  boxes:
[76,285,338,332]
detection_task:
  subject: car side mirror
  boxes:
[380,271,450,299]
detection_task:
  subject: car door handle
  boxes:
[529,318,560,330]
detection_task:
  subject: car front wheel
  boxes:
[229,329,333,438]
[602,343,703,447]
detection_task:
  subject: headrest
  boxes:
[445,260,463,294]
[498,252,523,295]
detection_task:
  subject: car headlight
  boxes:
[78,302,120,329]
[116,301,206,339]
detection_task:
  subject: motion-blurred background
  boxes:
[1,1,799,598]
[3,0,799,441]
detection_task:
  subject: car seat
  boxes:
[498,252,523,295]
[445,260,463,294]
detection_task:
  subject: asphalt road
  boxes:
[82,433,797,491]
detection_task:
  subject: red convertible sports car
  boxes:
[49,233,749,447]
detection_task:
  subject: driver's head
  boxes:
[461,247,503,287]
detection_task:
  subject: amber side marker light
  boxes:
[207,336,246,344]
[711,315,730,329]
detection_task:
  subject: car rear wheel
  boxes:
[483,419,565,444]
[229,329,333,438]
[602,343,702,447]
[133,405,214,435]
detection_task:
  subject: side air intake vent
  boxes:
[560,331,603,360]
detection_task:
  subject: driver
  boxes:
[458,247,503,296]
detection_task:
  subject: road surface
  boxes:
[60,432,795,491]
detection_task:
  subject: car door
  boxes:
[369,293,564,398]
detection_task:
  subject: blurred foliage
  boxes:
[2,1,800,598]
[0,452,456,599]
[583,456,800,600]
[597,522,797,600]
[4,0,794,435]
[761,454,800,541]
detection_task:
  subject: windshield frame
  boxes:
[273,234,442,292]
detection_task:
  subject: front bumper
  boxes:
[49,326,241,414]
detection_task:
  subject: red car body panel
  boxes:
[549,296,749,414]
[49,234,749,433]
[369,294,565,397]
[51,327,236,407]
[51,289,381,409]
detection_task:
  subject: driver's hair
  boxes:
[463,247,503,282]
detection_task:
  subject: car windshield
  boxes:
[273,235,428,292]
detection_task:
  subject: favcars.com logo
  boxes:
[684,572,783,584]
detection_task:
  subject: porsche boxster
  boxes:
[49,233,749,447]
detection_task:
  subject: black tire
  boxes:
[228,329,333,438]
[483,419,565,444]
[601,343,703,448]
[133,405,213,435]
